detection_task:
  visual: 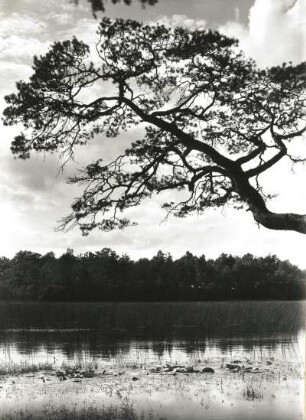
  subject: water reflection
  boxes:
[0,301,304,365]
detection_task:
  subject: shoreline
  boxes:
[0,355,303,419]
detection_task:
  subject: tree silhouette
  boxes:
[0,249,304,301]
[73,0,158,18]
[3,18,306,234]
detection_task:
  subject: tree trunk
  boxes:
[122,100,306,234]
[232,167,306,234]
[250,205,306,233]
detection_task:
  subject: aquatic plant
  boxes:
[244,385,263,401]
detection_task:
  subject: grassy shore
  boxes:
[0,355,303,419]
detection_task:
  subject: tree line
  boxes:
[0,249,304,301]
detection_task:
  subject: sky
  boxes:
[0,0,306,266]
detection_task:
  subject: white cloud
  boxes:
[46,12,74,26]
[0,12,46,37]
[0,36,50,61]
[234,7,241,22]
[153,14,206,30]
[57,17,97,45]
[153,2,306,67]
[220,0,306,67]
[0,12,50,62]
[0,62,33,97]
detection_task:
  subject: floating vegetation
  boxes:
[244,385,264,401]
[0,361,53,376]
[0,400,160,420]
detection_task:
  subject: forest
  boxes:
[0,249,304,301]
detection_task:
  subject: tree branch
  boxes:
[246,150,286,178]
[236,145,266,165]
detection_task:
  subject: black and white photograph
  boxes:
[0,0,305,419]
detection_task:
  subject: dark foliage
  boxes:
[74,0,158,18]
[0,249,304,301]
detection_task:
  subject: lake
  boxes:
[0,301,304,419]
[0,301,304,364]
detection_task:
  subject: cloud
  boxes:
[0,12,46,37]
[0,154,69,217]
[154,14,207,30]
[46,12,74,26]
[151,2,306,68]
[0,13,49,60]
[248,0,306,65]
[57,17,97,45]
[220,0,306,67]
[0,62,33,102]
[0,13,50,62]
[0,36,50,61]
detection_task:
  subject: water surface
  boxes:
[0,301,304,419]
[0,301,304,365]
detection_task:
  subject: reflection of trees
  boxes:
[0,332,300,363]
[59,340,131,359]
[0,301,304,362]
[151,341,173,357]
[0,301,304,337]
[0,330,131,360]
[73,0,158,18]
